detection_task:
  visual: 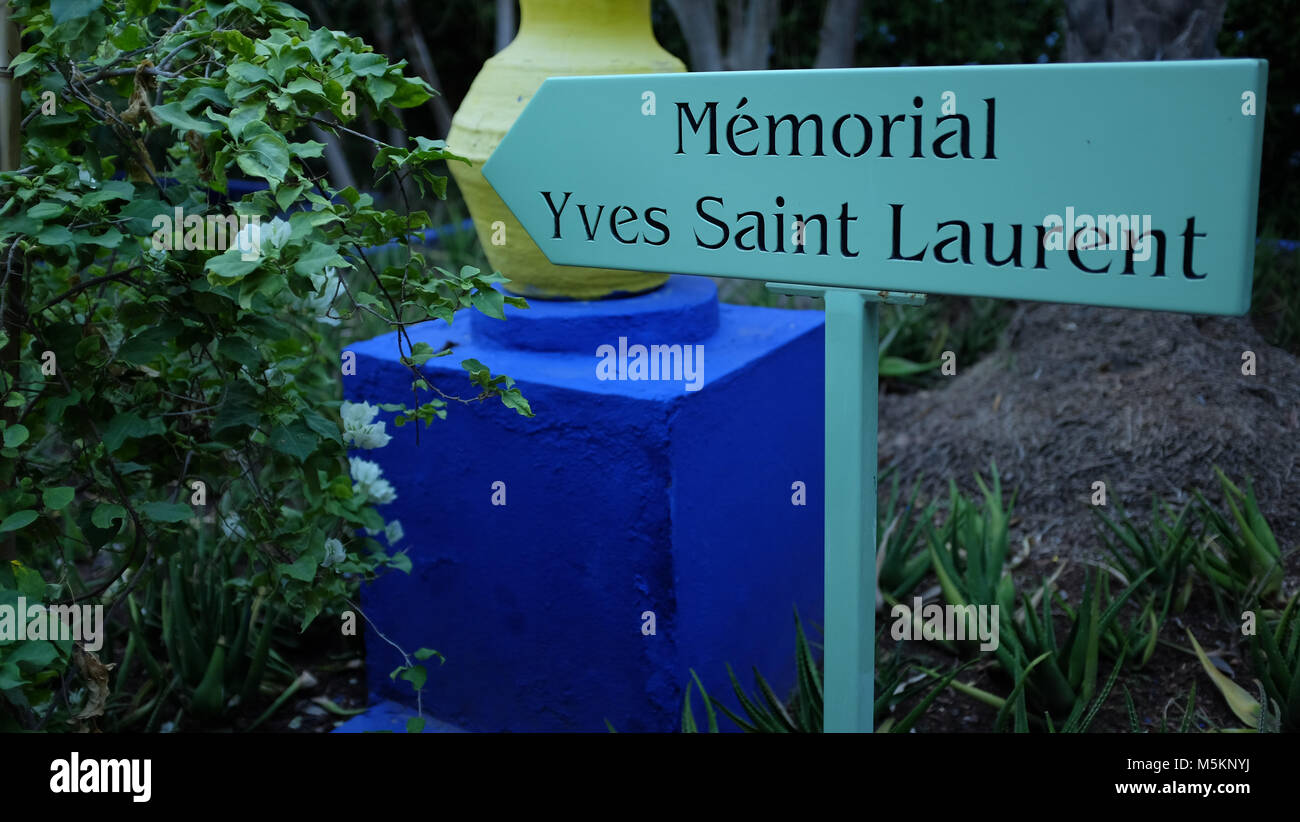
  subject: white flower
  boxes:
[233,221,261,256]
[78,169,98,189]
[369,478,397,505]
[385,520,404,545]
[263,365,289,387]
[302,266,342,326]
[364,519,404,542]
[350,456,398,505]
[340,401,391,449]
[349,456,382,487]
[321,538,346,569]
[233,216,290,258]
[341,400,377,428]
[264,217,291,248]
[219,511,247,541]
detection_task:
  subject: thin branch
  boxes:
[37,265,143,314]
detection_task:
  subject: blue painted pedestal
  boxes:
[342,277,825,732]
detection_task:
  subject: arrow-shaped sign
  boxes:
[484,60,1266,315]
[482,59,1269,734]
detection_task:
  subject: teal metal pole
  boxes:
[766,284,924,733]
[822,289,877,732]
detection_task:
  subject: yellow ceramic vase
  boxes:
[446,0,684,300]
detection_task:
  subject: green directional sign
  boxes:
[484,60,1267,315]
[483,59,1268,734]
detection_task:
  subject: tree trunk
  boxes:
[666,0,724,72]
[496,0,517,54]
[392,0,455,138]
[1064,0,1227,61]
[0,0,20,563]
[814,0,862,69]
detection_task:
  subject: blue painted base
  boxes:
[331,700,466,733]
[343,276,825,732]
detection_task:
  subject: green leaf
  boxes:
[0,511,38,533]
[413,648,444,662]
[288,140,324,159]
[36,225,73,247]
[280,550,318,582]
[284,77,324,97]
[140,501,194,523]
[293,241,346,277]
[79,180,134,207]
[52,0,102,24]
[228,102,267,141]
[226,61,272,85]
[406,716,426,733]
[302,409,341,444]
[102,412,158,453]
[398,664,427,691]
[27,201,67,220]
[470,288,506,321]
[205,248,262,287]
[117,320,180,364]
[213,381,262,434]
[1187,629,1260,728]
[151,102,220,135]
[118,197,170,235]
[406,342,436,367]
[6,641,59,671]
[236,123,291,186]
[500,388,533,417]
[6,52,41,79]
[3,424,28,448]
[90,503,126,530]
[0,663,23,689]
[364,76,396,106]
[42,487,75,511]
[390,78,432,109]
[269,422,317,462]
[181,85,230,112]
[388,552,412,574]
[218,336,261,370]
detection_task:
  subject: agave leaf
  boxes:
[724,663,783,733]
[891,660,976,734]
[1139,606,1159,666]
[1124,686,1141,733]
[793,610,822,729]
[681,679,699,733]
[928,536,968,610]
[1252,611,1292,705]
[1177,682,1197,733]
[1187,630,1259,728]
[1075,646,1126,733]
[689,669,719,733]
[994,651,1051,732]
[752,666,799,731]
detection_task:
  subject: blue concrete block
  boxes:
[343,277,825,732]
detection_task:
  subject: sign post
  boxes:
[483,60,1267,732]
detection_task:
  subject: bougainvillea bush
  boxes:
[0,0,529,730]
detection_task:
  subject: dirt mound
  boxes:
[878,302,1300,560]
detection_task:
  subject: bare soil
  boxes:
[876,301,1300,732]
